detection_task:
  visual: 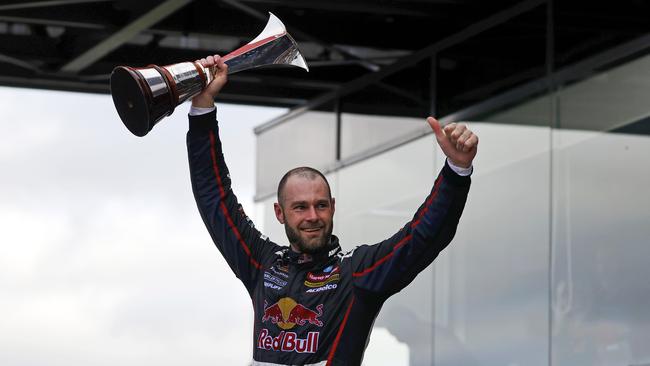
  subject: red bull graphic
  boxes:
[262,297,323,329]
[257,328,319,353]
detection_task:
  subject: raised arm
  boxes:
[187,55,281,294]
[350,118,478,296]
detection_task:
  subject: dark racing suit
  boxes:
[187,110,471,365]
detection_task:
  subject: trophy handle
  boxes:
[110,12,308,137]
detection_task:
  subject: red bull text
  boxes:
[257,329,319,353]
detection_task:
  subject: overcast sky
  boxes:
[0,86,284,365]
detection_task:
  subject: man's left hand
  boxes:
[427,116,478,169]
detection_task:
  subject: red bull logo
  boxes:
[257,328,319,353]
[262,297,323,329]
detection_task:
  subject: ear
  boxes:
[331,197,335,215]
[274,202,285,224]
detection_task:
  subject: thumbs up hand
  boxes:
[427,117,478,169]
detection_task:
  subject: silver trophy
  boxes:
[110,12,308,137]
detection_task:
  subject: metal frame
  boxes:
[233,0,433,17]
[0,0,111,11]
[254,0,547,134]
[60,0,194,73]
[0,15,105,29]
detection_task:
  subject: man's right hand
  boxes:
[192,54,228,108]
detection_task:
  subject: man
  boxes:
[187,55,478,366]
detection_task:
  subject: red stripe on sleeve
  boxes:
[209,131,262,270]
[410,175,443,228]
[351,175,444,277]
[352,235,412,277]
[209,132,227,199]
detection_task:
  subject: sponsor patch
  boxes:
[270,266,289,278]
[338,248,356,259]
[328,246,341,257]
[304,266,340,288]
[264,282,282,290]
[257,329,319,353]
[264,272,288,287]
[304,274,340,288]
[305,283,337,293]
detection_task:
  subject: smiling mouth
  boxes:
[301,227,322,233]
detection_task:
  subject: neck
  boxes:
[289,236,333,254]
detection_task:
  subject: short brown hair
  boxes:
[277,167,332,205]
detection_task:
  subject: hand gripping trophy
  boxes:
[110,13,308,137]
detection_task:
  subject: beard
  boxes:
[285,221,333,254]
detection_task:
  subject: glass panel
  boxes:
[340,113,426,160]
[434,122,551,366]
[551,52,650,365]
[556,55,650,132]
[256,111,337,197]
[551,127,650,366]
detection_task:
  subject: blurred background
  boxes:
[1,1,649,365]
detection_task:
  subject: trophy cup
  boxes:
[110,12,308,137]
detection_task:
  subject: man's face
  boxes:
[274,175,335,254]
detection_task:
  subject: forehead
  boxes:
[281,175,330,203]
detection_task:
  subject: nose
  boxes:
[305,206,319,221]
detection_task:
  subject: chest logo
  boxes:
[269,265,290,278]
[264,272,288,286]
[304,266,340,288]
[262,297,323,329]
